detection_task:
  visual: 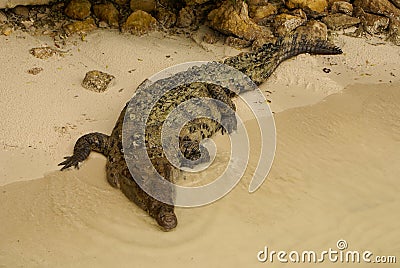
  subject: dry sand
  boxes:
[0,29,399,267]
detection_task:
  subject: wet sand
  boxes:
[1,30,400,267]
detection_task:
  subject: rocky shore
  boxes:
[1,0,400,47]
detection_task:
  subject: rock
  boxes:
[0,0,51,9]
[249,3,278,23]
[203,32,219,44]
[82,70,115,93]
[388,18,400,45]
[0,25,13,36]
[359,11,389,34]
[176,6,195,27]
[353,0,400,19]
[330,1,353,15]
[247,0,270,6]
[93,3,119,28]
[295,19,328,40]
[274,13,307,35]
[322,13,360,29]
[115,0,128,4]
[27,67,43,75]
[130,0,156,13]
[208,0,274,42]
[13,6,29,18]
[389,0,400,8]
[29,46,63,59]
[285,0,328,13]
[122,10,158,35]
[225,36,252,48]
[0,11,7,24]
[155,7,177,28]
[65,17,97,34]
[65,0,91,20]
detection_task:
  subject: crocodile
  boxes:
[59,34,342,231]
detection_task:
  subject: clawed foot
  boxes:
[58,155,81,171]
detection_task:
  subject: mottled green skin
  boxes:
[59,34,342,231]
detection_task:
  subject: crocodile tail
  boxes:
[278,33,343,62]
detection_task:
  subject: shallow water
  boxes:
[1,82,399,267]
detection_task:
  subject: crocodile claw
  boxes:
[58,156,80,171]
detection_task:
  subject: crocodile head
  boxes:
[157,207,177,231]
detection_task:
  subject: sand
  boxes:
[0,29,399,267]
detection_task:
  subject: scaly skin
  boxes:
[59,34,342,231]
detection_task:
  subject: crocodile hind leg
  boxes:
[59,132,110,170]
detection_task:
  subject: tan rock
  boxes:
[176,6,195,28]
[93,3,119,28]
[249,3,278,22]
[295,19,328,40]
[122,10,158,35]
[115,0,128,4]
[388,18,400,45]
[225,36,252,48]
[208,0,273,42]
[0,11,7,24]
[322,13,360,29]
[331,1,353,15]
[247,0,269,6]
[82,70,115,93]
[65,0,91,20]
[13,6,29,18]
[389,0,400,8]
[285,0,328,13]
[155,7,176,28]
[130,0,156,13]
[0,24,13,36]
[360,12,389,34]
[274,13,307,35]
[65,17,97,34]
[353,0,400,18]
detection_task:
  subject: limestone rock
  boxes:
[115,0,128,5]
[353,0,400,18]
[176,6,195,28]
[389,0,400,8]
[29,46,63,59]
[249,3,278,23]
[122,10,158,35]
[0,11,7,24]
[388,18,400,45]
[203,32,219,44]
[93,3,119,28]
[208,0,273,42]
[130,0,156,13]
[322,13,360,29]
[330,1,353,15]
[360,12,390,34]
[285,0,328,13]
[82,70,115,93]
[65,0,91,20]
[13,6,29,18]
[274,13,307,35]
[0,24,13,36]
[155,7,176,28]
[295,19,328,40]
[225,36,252,48]
[65,17,97,34]
[0,0,51,9]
